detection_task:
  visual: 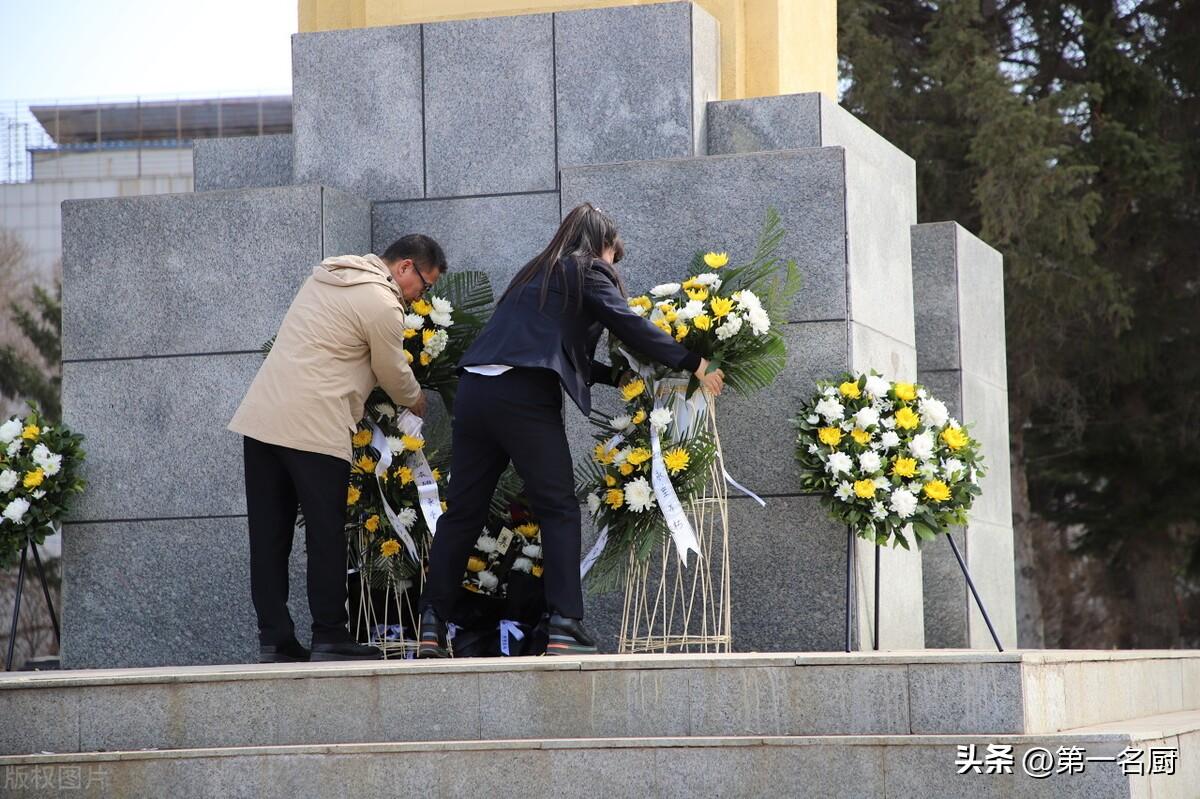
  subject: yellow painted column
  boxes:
[298,0,838,100]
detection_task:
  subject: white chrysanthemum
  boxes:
[613,447,630,466]
[650,282,681,297]
[807,443,820,455]
[871,501,888,519]
[873,476,889,489]
[374,402,396,418]
[429,310,453,328]
[649,307,667,323]
[917,388,928,399]
[31,490,45,500]
[864,374,890,399]
[477,570,499,590]
[0,419,21,444]
[512,557,534,574]
[919,398,949,429]
[650,408,673,428]
[715,313,743,340]
[587,493,602,515]
[854,407,880,429]
[610,414,632,431]
[2,497,30,524]
[859,452,882,474]
[827,452,853,475]
[881,416,897,430]
[919,461,939,479]
[476,537,499,554]
[522,544,542,559]
[625,477,656,513]
[943,458,965,480]
[880,431,901,450]
[839,420,854,431]
[403,313,425,330]
[395,507,418,529]
[909,432,935,461]
[822,386,837,398]
[889,488,918,519]
[386,436,405,455]
[5,439,21,458]
[0,470,17,493]
[806,414,820,425]
[835,481,854,501]
[732,289,762,311]
[694,272,722,287]
[746,306,770,335]
[431,296,453,315]
[815,397,845,422]
[39,453,61,478]
[424,329,450,357]
[676,299,705,320]
[630,303,649,317]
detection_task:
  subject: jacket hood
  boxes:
[313,254,402,299]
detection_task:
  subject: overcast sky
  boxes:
[0,0,296,102]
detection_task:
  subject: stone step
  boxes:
[1,710,1196,798]
[2,651,1197,758]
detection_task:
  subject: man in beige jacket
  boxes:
[229,234,447,662]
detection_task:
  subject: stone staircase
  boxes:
[1,650,1196,797]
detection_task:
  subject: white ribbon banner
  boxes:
[579,525,608,578]
[650,395,701,565]
[498,619,525,656]
[396,409,444,538]
[367,419,421,562]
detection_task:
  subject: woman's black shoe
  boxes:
[258,638,311,663]
[310,641,383,661]
[417,606,450,658]
[545,613,598,655]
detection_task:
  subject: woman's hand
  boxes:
[409,392,428,418]
[695,358,725,396]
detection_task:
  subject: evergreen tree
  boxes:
[0,283,62,422]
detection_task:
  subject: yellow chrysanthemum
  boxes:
[628,295,652,311]
[531,564,544,578]
[466,556,487,572]
[401,434,424,451]
[417,352,431,366]
[411,298,433,316]
[364,515,381,533]
[347,485,361,506]
[892,457,917,478]
[404,350,414,363]
[663,447,690,475]
[618,463,634,476]
[941,427,969,450]
[516,522,540,538]
[656,302,675,314]
[685,287,708,302]
[351,428,373,447]
[853,479,877,499]
[593,442,616,465]
[21,425,38,441]
[422,328,437,344]
[703,251,729,269]
[621,379,646,401]
[818,427,843,446]
[709,296,734,318]
[432,468,442,482]
[380,539,401,558]
[839,381,861,399]
[894,382,917,401]
[440,500,448,512]
[674,323,689,342]
[894,407,920,430]
[627,448,652,466]
[692,314,712,331]
[632,410,646,425]
[682,277,702,290]
[353,455,376,473]
[923,480,951,502]
[402,328,417,339]
[23,469,44,489]
[396,466,413,485]
[605,488,624,509]
[653,317,673,335]
[604,474,617,487]
[851,428,871,446]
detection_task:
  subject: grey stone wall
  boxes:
[193,135,293,192]
[911,222,1016,649]
[59,186,370,668]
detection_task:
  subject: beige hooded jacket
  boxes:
[228,254,423,462]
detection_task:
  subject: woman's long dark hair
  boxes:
[500,203,626,309]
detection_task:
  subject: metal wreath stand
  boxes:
[5,532,61,671]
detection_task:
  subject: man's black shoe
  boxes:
[545,613,598,656]
[258,638,310,663]
[417,606,450,658]
[310,641,383,661]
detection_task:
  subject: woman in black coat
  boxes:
[418,203,724,657]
